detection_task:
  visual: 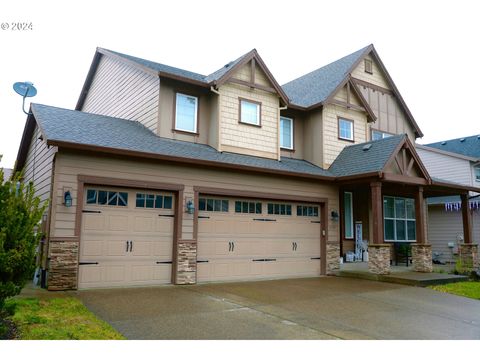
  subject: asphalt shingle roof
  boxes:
[328,134,405,177]
[425,135,480,159]
[31,104,333,178]
[281,46,370,108]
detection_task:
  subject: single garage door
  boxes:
[197,196,321,282]
[78,187,175,289]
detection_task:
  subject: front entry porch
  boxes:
[334,135,478,276]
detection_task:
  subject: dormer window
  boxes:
[175,93,198,133]
[475,167,480,182]
[364,59,373,74]
[280,116,293,150]
[239,98,261,126]
[338,118,354,142]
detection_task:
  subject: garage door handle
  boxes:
[232,242,234,251]
[264,258,276,262]
[228,242,232,252]
[253,218,276,222]
[252,259,265,262]
[82,210,102,213]
[197,260,209,263]
[156,261,172,264]
[198,215,210,219]
[130,241,133,252]
[126,241,129,252]
[159,214,175,218]
[310,257,321,260]
[79,262,99,265]
[311,221,321,224]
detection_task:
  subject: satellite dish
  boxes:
[12,81,37,115]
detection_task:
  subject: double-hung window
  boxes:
[239,99,261,126]
[280,117,293,150]
[475,167,480,182]
[384,196,416,242]
[338,118,354,141]
[175,93,198,133]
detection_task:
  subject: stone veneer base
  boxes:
[459,244,479,272]
[176,241,197,284]
[326,242,340,275]
[411,244,433,273]
[47,241,79,290]
[368,244,391,275]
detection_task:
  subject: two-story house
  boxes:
[417,136,480,263]
[14,44,478,290]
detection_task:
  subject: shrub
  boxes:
[0,167,46,310]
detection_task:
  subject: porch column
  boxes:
[411,186,432,272]
[368,182,390,275]
[459,194,478,272]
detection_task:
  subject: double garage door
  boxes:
[78,187,322,289]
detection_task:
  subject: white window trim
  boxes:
[280,116,294,150]
[240,99,260,126]
[383,196,416,242]
[338,118,354,141]
[175,93,198,133]
[344,192,354,239]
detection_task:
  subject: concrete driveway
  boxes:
[76,277,480,339]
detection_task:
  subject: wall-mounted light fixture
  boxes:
[186,199,195,214]
[330,210,339,221]
[64,190,72,208]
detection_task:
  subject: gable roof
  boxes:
[281,44,424,138]
[281,45,370,108]
[425,135,480,159]
[29,104,333,180]
[328,134,406,178]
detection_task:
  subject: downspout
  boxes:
[210,86,222,152]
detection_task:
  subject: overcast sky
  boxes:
[1,0,479,169]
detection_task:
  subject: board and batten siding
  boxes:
[23,125,57,205]
[416,147,474,186]
[322,104,367,168]
[428,206,480,263]
[50,151,339,246]
[82,54,159,133]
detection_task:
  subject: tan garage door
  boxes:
[197,197,321,282]
[78,187,175,289]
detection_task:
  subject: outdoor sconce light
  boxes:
[186,200,195,214]
[64,190,72,208]
[331,210,339,221]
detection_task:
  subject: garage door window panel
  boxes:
[268,203,292,215]
[297,205,319,217]
[85,189,128,207]
[136,192,173,209]
[199,198,229,212]
[235,201,262,214]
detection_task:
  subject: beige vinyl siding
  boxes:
[218,82,280,160]
[50,151,339,246]
[351,54,390,89]
[416,148,473,186]
[322,104,368,168]
[23,125,57,204]
[428,206,480,263]
[302,110,323,167]
[82,54,159,133]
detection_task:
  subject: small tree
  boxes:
[0,167,46,310]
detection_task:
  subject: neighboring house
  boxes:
[14,44,478,290]
[417,136,480,263]
[1,167,12,183]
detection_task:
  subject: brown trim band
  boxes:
[228,78,277,94]
[350,77,393,95]
[77,175,185,191]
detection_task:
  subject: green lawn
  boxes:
[430,281,480,300]
[5,297,125,340]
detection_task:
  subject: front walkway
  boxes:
[338,262,467,286]
[76,277,480,339]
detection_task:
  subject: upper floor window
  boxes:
[280,117,293,150]
[338,118,354,142]
[372,130,393,141]
[175,93,198,133]
[239,98,261,126]
[475,167,480,182]
[364,59,373,74]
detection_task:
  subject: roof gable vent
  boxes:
[460,138,465,142]
[441,141,447,145]
[363,144,372,151]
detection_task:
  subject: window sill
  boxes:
[239,121,261,128]
[172,129,199,136]
[338,137,355,143]
[383,240,416,243]
[280,147,295,152]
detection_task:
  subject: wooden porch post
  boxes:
[415,186,426,244]
[370,182,383,244]
[461,193,473,244]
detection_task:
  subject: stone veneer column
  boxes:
[411,244,433,273]
[47,241,79,290]
[368,244,391,275]
[176,241,197,284]
[326,242,340,275]
[459,244,479,272]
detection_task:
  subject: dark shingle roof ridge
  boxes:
[425,134,480,146]
[204,49,254,83]
[100,48,208,82]
[282,44,371,87]
[424,133,480,158]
